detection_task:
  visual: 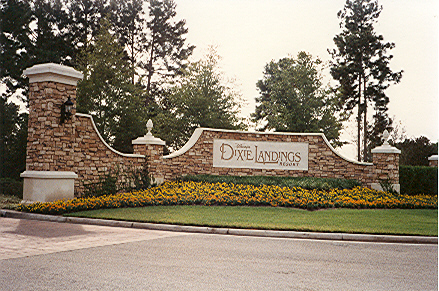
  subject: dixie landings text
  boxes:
[213,139,309,170]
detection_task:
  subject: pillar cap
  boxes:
[132,119,166,146]
[21,170,78,179]
[371,130,401,154]
[132,133,166,145]
[371,144,401,154]
[24,63,83,86]
[428,155,438,161]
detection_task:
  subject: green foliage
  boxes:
[142,0,195,103]
[0,99,27,180]
[378,178,398,194]
[0,178,23,198]
[30,0,73,65]
[83,159,155,197]
[83,171,119,198]
[400,165,438,195]
[154,48,245,150]
[178,175,361,191]
[253,51,345,147]
[0,0,33,97]
[2,0,194,158]
[0,193,22,209]
[394,136,438,166]
[329,0,403,161]
[63,0,108,64]
[125,159,156,191]
[109,0,145,84]
[77,18,146,153]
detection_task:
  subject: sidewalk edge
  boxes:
[2,209,437,244]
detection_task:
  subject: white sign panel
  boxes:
[213,139,308,170]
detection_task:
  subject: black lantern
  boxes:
[60,97,74,124]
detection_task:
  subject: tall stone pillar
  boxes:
[371,130,401,193]
[21,63,83,202]
[428,155,438,167]
[132,119,166,184]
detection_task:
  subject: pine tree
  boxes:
[63,0,108,66]
[30,0,73,65]
[143,0,194,105]
[154,48,244,150]
[0,0,33,99]
[77,18,145,152]
[329,0,402,161]
[253,52,345,147]
[109,0,145,84]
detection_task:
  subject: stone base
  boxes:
[153,176,164,185]
[371,183,400,194]
[20,171,78,203]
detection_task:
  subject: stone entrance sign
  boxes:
[21,62,403,201]
[213,139,309,170]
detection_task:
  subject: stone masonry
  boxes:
[25,81,147,194]
[160,129,398,188]
[23,63,401,197]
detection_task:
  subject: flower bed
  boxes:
[16,181,438,215]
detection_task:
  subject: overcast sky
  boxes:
[175,0,438,158]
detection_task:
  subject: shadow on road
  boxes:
[5,219,93,238]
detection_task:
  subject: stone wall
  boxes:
[73,114,145,193]
[26,81,77,172]
[22,63,401,199]
[25,80,146,195]
[159,129,394,188]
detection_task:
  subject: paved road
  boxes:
[1,217,437,290]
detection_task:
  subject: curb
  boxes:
[1,209,437,244]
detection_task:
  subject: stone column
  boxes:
[20,63,83,202]
[428,155,438,167]
[371,130,401,193]
[132,120,166,184]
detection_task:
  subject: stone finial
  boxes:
[146,119,153,135]
[132,119,165,146]
[371,129,401,154]
[382,130,390,145]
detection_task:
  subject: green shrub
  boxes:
[400,165,438,195]
[0,178,23,199]
[83,171,119,198]
[178,175,361,190]
[125,158,155,191]
[82,161,155,197]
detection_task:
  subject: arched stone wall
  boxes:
[21,63,401,201]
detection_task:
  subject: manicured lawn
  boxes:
[66,206,438,236]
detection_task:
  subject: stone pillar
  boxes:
[132,120,166,184]
[370,130,401,193]
[428,155,438,167]
[20,63,83,202]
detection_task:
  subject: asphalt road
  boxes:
[1,217,437,290]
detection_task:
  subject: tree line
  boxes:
[1,0,436,184]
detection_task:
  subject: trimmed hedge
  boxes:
[179,175,361,190]
[400,165,438,195]
[0,178,23,198]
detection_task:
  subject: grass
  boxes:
[66,206,438,236]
